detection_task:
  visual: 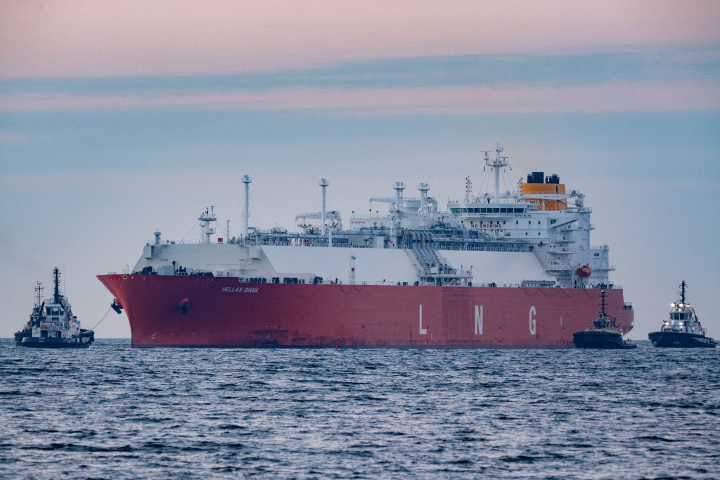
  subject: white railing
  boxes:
[350,214,390,220]
[437,244,532,253]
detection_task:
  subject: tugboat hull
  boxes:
[648,331,717,348]
[19,336,93,348]
[14,330,30,347]
[573,331,636,349]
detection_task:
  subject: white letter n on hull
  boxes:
[475,305,483,335]
[419,305,427,335]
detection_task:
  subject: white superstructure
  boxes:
[129,146,617,290]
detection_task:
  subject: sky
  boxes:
[1,0,719,339]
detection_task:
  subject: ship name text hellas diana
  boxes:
[98,146,634,348]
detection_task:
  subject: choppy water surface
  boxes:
[1,340,718,479]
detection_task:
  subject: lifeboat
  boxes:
[576,265,592,278]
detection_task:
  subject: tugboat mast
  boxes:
[53,268,61,304]
[600,290,607,316]
[680,280,687,304]
[35,282,43,307]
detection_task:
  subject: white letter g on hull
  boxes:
[529,306,537,335]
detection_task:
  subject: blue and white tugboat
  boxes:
[14,268,94,348]
[573,290,636,349]
[649,281,716,348]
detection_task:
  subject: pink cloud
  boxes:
[0,131,26,142]
[1,0,719,78]
[1,81,718,114]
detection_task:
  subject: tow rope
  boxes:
[89,307,112,331]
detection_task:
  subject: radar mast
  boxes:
[483,144,508,204]
[52,268,61,304]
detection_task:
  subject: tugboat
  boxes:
[14,268,94,348]
[573,290,637,349]
[648,281,716,348]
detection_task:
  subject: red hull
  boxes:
[98,274,634,348]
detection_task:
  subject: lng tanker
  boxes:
[98,146,634,348]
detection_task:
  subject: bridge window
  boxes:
[480,208,487,213]
[500,208,507,213]
[514,208,524,213]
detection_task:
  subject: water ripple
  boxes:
[0,339,718,478]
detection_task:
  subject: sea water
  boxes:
[1,339,718,479]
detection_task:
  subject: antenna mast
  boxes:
[242,175,252,243]
[53,268,61,304]
[198,208,216,244]
[319,178,329,236]
[680,280,687,304]
[35,281,44,308]
[484,145,508,204]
